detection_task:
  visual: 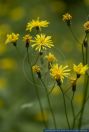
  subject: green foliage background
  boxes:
[0,0,89,131]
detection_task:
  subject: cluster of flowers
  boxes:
[5,14,89,89]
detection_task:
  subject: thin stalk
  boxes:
[71,92,75,129]
[48,82,56,95]
[78,33,89,128]
[33,53,40,65]
[78,74,89,129]
[68,26,82,45]
[82,43,85,65]
[84,33,88,64]
[74,76,89,122]
[85,45,88,64]
[59,86,70,129]
[68,27,87,65]
[40,78,57,129]
[26,48,48,128]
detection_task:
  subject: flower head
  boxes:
[69,76,77,92]
[45,53,56,63]
[32,65,41,78]
[83,21,89,33]
[50,64,70,83]
[26,17,49,32]
[63,13,72,26]
[31,34,54,52]
[5,33,19,45]
[73,63,88,76]
[23,34,32,48]
[32,65,41,73]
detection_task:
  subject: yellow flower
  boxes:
[23,34,32,48]
[32,65,41,73]
[23,34,32,42]
[26,17,49,32]
[32,34,53,52]
[5,33,19,45]
[45,53,56,63]
[50,64,70,83]
[83,21,89,32]
[73,63,88,76]
[63,13,72,22]
[69,76,77,92]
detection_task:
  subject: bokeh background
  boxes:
[0,0,89,131]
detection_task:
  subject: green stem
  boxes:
[71,92,75,129]
[82,43,85,65]
[78,74,89,129]
[85,45,88,64]
[33,53,40,65]
[84,33,87,65]
[68,26,82,45]
[40,78,57,129]
[74,75,89,122]
[26,48,48,128]
[59,86,70,129]
[78,33,89,128]
[48,82,56,95]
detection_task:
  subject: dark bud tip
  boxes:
[72,84,76,92]
[13,42,17,47]
[36,26,39,31]
[56,79,61,87]
[48,62,52,70]
[77,74,81,79]
[37,72,41,79]
[67,20,71,27]
[26,41,29,48]
[39,51,43,56]
[85,30,89,34]
[83,39,88,48]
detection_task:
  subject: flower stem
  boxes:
[68,26,82,45]
[26,48,48,128]
[33,53,40,65]
[85,44,88,64]
[78,74,89,129]
[59,86,70,129]
[40,78,57,129]
[71,92,75,129]
[82,43,85,65]
[78,33,89,129]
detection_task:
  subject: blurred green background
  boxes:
[0,0,89,131]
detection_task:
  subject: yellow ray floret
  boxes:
[83,21,89,32]
[23,34,32,43]
[5,33,19,44]
[50,64,70,83]
[31,34,54,52]
[32,65,41,73]
[63,13,72,22]
[26,17,49,32]
[45,53,56,62]
[73,63,88,75]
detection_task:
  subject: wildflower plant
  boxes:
[5,15,89,130]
